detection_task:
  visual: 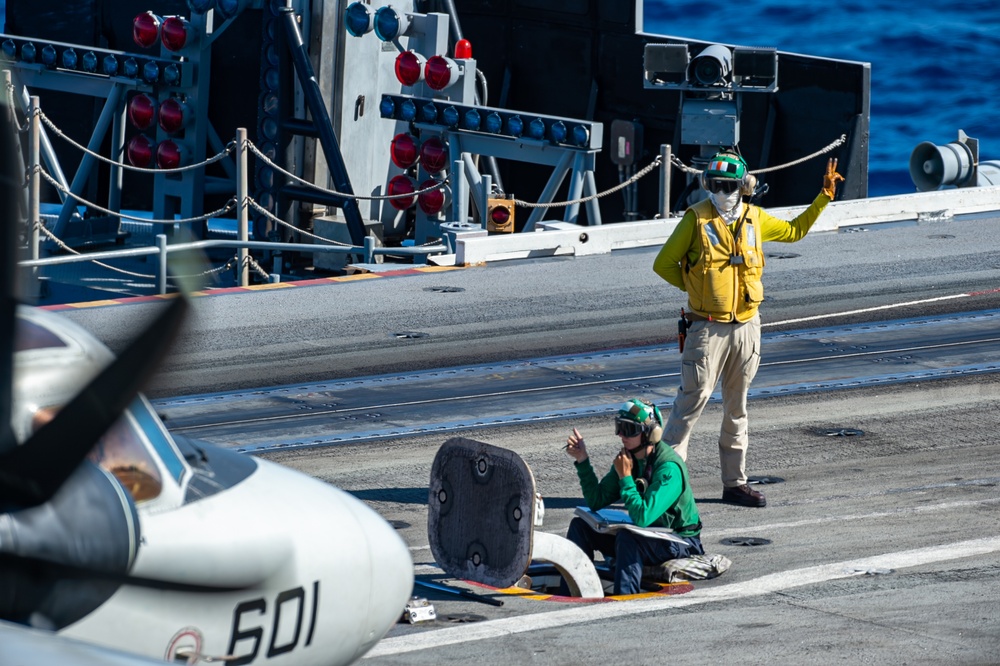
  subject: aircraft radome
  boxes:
[1,304,414,664]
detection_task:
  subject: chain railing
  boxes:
[13,87,851,299]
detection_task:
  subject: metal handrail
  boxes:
[19,234,448,295]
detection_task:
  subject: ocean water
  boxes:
[2,3,996,198]
[645,0,1000,197]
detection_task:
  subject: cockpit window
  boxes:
[15,319,68,351]
[31,400,184,503]
[87,410,163,503]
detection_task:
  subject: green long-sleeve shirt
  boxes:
[574,442,701,537]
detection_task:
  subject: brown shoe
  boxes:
[722,484,766,507]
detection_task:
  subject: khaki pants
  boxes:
[663,314,761,487]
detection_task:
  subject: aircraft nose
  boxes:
[354,498,413,653]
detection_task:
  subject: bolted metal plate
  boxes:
[423,286,466,293]
[765,251,800,259]
[816,428,865,437]
[391,331,429,339]
[427,437,536,589]
[440,613,487,623]
[748,475,784,485]
[720,537,771,547]
[845,567,894,575]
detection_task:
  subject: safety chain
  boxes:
[669,133,848,176]
[243,253,271,280]
[37,166,236,224]
[35,220,240,281]
[514,155,663,209]
[34,221,155,279]
[39,110,236,174]
[4,81,29,133]
[246,139,447,201]
[245,196,352,247]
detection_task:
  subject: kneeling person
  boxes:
[564,398,704,595]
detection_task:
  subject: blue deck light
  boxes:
[41,45,57,68]
[462,109,481,131]
[527,118,546,140]
[2,40,16,61]
[373,6,410,41]
[442,106,460,128]
[61,48,78,70]
[485,112,503,134]
[344,2,373,37]
[399,98,417,121]
[21,42,36,63]
[82,51,98,73]
[549,121,567,143]
[123,58,139,78]
[420,102,438,123]
[379,96,396,118]
[505,115,524,137]
[570,124,590,147]
[142,60,160,83]
[103,55,119,76]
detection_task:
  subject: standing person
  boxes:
[653,153,844,507]
[564,398,703,596]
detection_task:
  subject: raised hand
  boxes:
[822,157,845,199]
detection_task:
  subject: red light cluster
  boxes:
[133,12,194,51]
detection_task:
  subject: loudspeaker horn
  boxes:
[909,130,977,192]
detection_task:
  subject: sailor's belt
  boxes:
[685,313,739,324]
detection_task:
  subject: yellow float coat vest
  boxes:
[682,199,765,322]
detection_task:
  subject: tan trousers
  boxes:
[663,314,761,487]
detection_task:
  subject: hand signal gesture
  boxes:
[822,158,845,199]
[565,428,589,463]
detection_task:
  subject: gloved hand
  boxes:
[822,157,845,199]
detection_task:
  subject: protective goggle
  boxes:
[706,178,740,195]
[614,418,645,438]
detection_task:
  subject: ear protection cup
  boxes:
[647,404,664,445]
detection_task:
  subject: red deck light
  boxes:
[454,39,472,60]
[417,180,448,215]
[132,12,162,49]
[126,134,155,167]
[390,133,419,169]
[424,55,459,91]
[418,136,448,174]
[387,175,416,210]
[127,94,157,131]
[161,16,192,52]
[394,51,425,87]
[155,139,185,169]
[158,97,189,134]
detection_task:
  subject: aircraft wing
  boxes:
[0,619,168,665]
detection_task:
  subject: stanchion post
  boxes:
[28,96,40,295]
[156,234,168,295]
[659,143,672,219]
[236,128,249,287]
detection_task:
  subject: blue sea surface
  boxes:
[644,0,1000,197]
[2,2,996,197]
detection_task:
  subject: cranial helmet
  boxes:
[700,150,757,196]
[617,398,664,445]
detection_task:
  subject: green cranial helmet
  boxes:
[704,152,748,180]
[618,398,655,424]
